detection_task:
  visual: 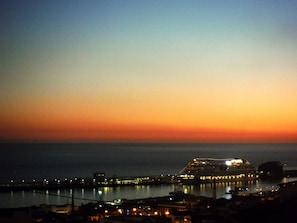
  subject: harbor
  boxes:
[1,157,259,192]
[1,158,297,193]
[1,157,297,222]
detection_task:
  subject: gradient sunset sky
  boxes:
[1,0,297,142]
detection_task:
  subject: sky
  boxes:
[1,0,297,142]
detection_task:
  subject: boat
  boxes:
[179,158,258,182]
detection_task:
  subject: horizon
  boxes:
[1,1,297,143]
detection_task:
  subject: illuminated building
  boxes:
[179,158,257,182]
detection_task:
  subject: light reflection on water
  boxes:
[1,177,296,208]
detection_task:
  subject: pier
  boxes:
[0,174,178,192]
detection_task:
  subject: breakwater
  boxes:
[0,175,178,192]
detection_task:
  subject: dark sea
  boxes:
[1,143,297,208]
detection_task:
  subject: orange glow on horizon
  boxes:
[1,120,297,143]
[1,94,297,142]
[1,93,297,143]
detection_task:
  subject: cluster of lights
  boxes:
[180,174,195,179]
[100,204,176,218]
[191,158,246,167]
[199,174,247,181]
[225,159,244,166]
